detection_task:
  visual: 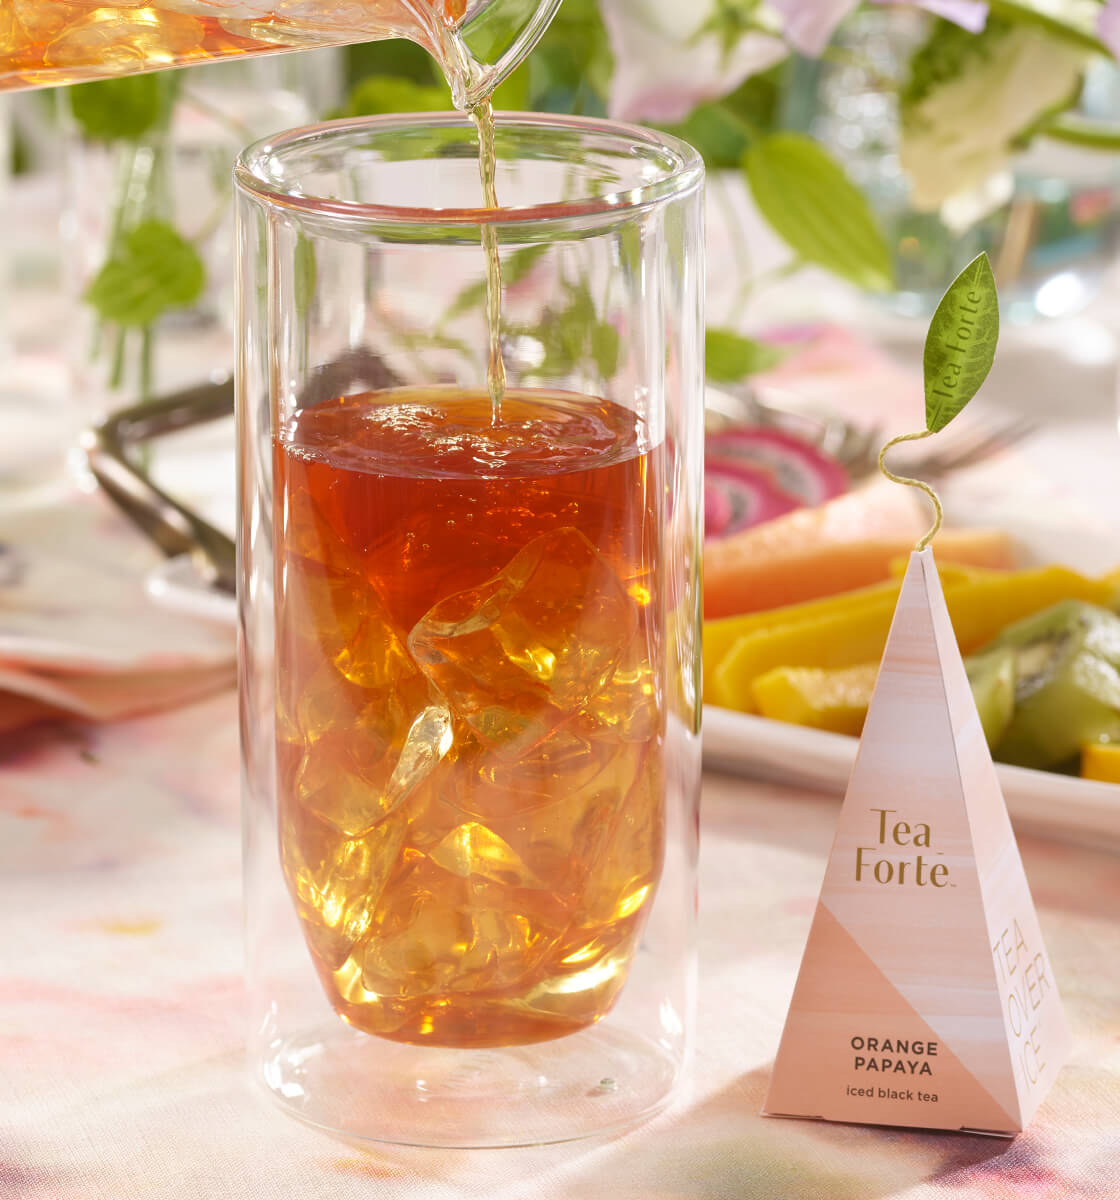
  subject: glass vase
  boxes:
[236,112,705,1147]
[59,49,339,420]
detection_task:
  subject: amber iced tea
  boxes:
[274,387,665,1049]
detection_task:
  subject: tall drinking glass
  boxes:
[236,113,704,1148]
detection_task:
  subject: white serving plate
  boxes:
[703,705,1120,852]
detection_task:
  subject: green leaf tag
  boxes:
[923,253,999,433]
[743,133,894,292]
[705,328,782,383]
[84,220,205,328]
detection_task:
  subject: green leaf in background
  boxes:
[664,102,753,170]
[923,252,999,433]
[294,235,317,319]
[85,220,205,328]
[987,0,1110,55]
[695,0,776,60]
[658,68,785,169]
[513,279,619,380]
[743,133,894,292]
[590,321,621,378]
[705,328,783,383]
[340,0,611,119]
[68,74,178,143]
[344,39,438,89]
[518,0,614,115]
[337,76,452,118]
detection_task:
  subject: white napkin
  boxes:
[0,491,235,731]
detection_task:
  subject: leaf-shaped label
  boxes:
[743,133,894,292]
[923,253,999,433]
[705,328,782,383]
[84,220,206,328]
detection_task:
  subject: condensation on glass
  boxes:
[237,113,704,1148]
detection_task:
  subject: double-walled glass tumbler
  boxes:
[236,113,704,1148]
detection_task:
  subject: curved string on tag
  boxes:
[878,430,943,552]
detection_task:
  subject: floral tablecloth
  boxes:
[4,674,1120,1199]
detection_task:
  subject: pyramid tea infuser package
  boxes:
[764,256,1071,1135]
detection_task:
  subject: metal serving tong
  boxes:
[82,350,402,597]
[82,376,238,596]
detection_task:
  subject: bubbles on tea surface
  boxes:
[312,388,641,480]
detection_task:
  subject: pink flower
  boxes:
[772,0,987,55]
[1101,0,1120,58]
[768,0,857,57]
[602,1,787,123]
[603,0,990,122]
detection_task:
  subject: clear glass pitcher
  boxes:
[0,0,561,107]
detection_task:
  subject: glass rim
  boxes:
[234,112,704,228]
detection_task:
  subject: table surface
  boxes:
[3,678,1120,1200]
[5,174,1120,1200]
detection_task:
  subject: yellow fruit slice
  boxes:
[711,565,1118,714]
[1080,742,1120,783]
[751,662,878,736]
[702,563,981,706]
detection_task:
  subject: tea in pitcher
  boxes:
[0,0,554,103]
[273,387,666,1048]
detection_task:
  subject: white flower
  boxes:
[602,0,991,123]
[900,19,1088,211]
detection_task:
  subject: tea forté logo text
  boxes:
[855,808,950,888]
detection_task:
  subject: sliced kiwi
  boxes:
[986,600,1120,770]
[964,646,1016,749]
